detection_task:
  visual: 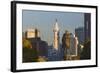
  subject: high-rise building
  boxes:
[80,13,91,60]
[75,27,84,45]
[84,13,91,41]
[62,31,79,60]
[53,19,60,50]
[62,31,70,49]
[62,31,71,60]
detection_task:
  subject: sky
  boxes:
[22,10,84,45]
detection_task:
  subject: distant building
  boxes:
[70,33,79,56]
[62,31,79,60]
[47,45,64,61]
[53,19,60,50]
[47,19,65,61]
[84,13,91,41]
[70,33,76,56]
[62,31,70,56]
[25,28,40,39]
[30,38,48,57]
[24,28,48,62]
[75,27,84,44]
[62,31,70,49]
[80,13,91,60]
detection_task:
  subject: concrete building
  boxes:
[62,31,71,60]
[25,28,40,39]
[62,31,79,60]
[62,31,70,55]
[23,28,48,62]
[70,33,79,56]
[70,33,76,56]
[53,19,60,50]
[84,13,91,41]
[80,13,91,60]
[75,27,84,57]
[75,27,84,45]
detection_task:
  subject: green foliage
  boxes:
[23,39,31,49]
[80,38,91,59]
[23,47,37,62]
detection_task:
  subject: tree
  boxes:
[80,38,91,59]
[22,38,37,62]
[23,38,32,49]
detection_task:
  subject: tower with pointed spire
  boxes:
[53,19,60,50]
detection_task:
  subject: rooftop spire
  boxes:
[56,18,57,22]
[53,19,59,32]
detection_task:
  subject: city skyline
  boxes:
[22,10,84,45]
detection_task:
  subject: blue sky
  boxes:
[22,10,84,45]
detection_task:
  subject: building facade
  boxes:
[23,28,48,62]
[75,27,84,45]
[25,28,40,39]
[84,13,91,41]
[53,19,60,50]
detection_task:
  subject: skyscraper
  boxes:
[53,19,60,50]
[75,27,84,45]
[80,13,91,60]
[84,13,91,41]
[62,31,71,60]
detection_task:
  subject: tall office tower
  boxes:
[75,27,84,44]
[53,19,60,50]
[84,13,91,41]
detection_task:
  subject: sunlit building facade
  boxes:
[25,28,40,39]
[53,19,60,50]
